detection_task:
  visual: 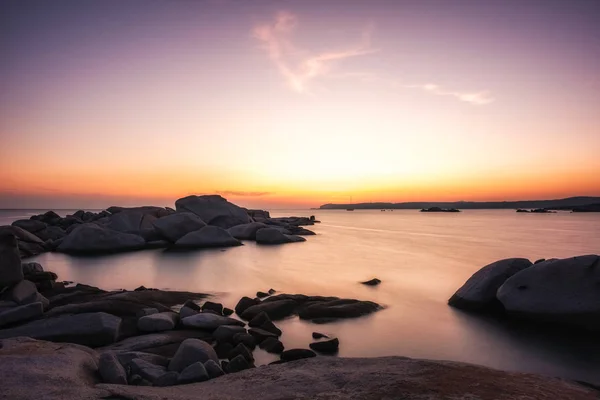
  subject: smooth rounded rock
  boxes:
[178,361,209,384]
[168,338,219,372]
[280,348,317,362]
[99,352,128,385]
[181,313,244,330]
[137,312,178,332]
[203,359,224,379]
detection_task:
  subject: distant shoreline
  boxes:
[319,196,600,210]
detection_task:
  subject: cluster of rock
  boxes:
[420,207,460,213]
[516,208,556,213]
[1,195,319,257]
[448,254,600,331]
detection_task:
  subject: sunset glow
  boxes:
[1,0,599,209]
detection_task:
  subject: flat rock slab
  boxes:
[100,356,598,400]
[0,311,121,347]
[0,301,43,328]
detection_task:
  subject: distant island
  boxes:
[319,196,600,211]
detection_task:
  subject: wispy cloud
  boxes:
[217,190,272,197]
[404,83,495,105]
[253,11,377,94]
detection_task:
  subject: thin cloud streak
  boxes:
[253,11,377,94]
[403,83,495,105]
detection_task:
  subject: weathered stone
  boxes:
[100,330,212,357]
[130,358,167,383]
[0,312,121,347]
[57,223,145,254]
[5,280,38,305]
[241,299,298,321]
[259,337,284,354]
[98,352,128,385]
[178,362,209,384]
[179,306,197,319]
[0,302,43,328]
[12,219,47,233]
[0,232,23,288]
[114,351,170,369]
[175,195,252,228]
[497,255,600,330]
[152,212,207,242]
[154,371,180,387]
[213,325,247,343]
[201,301,224,315]
[235,296,260,316]
[21,262,43,275]
[223,307,234,316]
[361,278,381,286]
[312,332,329,339]
[227,354,251,373]
[227,343,253,362]
[203,359,224,379]
[227,222,268,240]
[181,313,244,330]
[298,299,381,320]
[248,327,278,344]
[232,332,256,350]
[168,338,219,372]
[136,308,159,318]
[137,312,178,332]
[448,258,532,311]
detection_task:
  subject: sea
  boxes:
[1,209,600,383]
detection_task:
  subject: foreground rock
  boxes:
[0,232,23,287]
[497,255,600,330]
[1,338,597,400]
[57,223,145,254]
[448,258,532,311]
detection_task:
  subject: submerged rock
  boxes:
[448,258,532,311]
[310,337,339,354]
[360,278,381,286]
[255,228,306,245]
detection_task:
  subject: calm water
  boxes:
[2,209,600,383]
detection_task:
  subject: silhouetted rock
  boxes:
[361,278,381,286]
[11,219,47,233]
[137,312,179,332]
[227,222,268,240]
[259,337,284,354]
[235,296,260,316]
[255,228,306,245]
[298,299,381,320]
[280,348,316,362]
[130,358,168,384]
[223,307,234,316]
[212,325,247,343]
[0,302,43,328]
[228,343,254,363]
[152,212,207,242]
[572,203,600,212]
[0,226,46,258]
[256,291,269,298]
[100,330,212,357]
[174,226,242,249]
[154,371,180,387]
[248,327,278,344]
[227,354,251,373]
[497,255,600,330]
[310,337,339,354]
[35,226,66,241]
[312,332,328,339]
[201,301,224,315]
[203,359,224,379]
[0,232,23,288]
[175,195,252,228]
[448,258,532,311]
[178,361,209,384]
[420,207,460,212]
[57,223,145,254]
[232,332,256,349]
[241,299,298,320]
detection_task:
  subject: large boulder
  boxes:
[11,219,47,233]
[181,313,245,330]
[137,312,179,332]
[0,312,122,347]
[0,302,44,328]
[168,338,219,372]
[175,195,252,228]
[35,226,67,241]
[227,222,268,240]
[0,226,46,258]
[104,211,158,238]
[99,330,213,357]
[174,226,242,249]
[57,223,145,254]
[497,255,600,330]
[152,212,207,242]
[448,258,533,311]
[255,228,306,245]
[106,206,171,218]
[0,232,23,288]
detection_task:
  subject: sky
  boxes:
[1,0,599,209]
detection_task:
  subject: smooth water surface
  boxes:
[3,209,600,383]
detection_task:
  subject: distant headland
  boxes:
[319,196,600,211]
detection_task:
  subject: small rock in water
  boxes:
[280,348,317,362]
[179,306,197,319]
[201,301,223,315]
[360,278,381,286]
[256,291,269,298]
[248,327,278,344]
[248,311,270,328]
[268,288,276,295]
[311,317,339,324]
[228,343,253,363]
[234,296,260,316]
[259,337,284,354]
[259,319,282,336]
[312,332,329,339]
[222,307,234,316]
[232,332,256,349]
[212,325,247,343]
[183,299,201,311]
[178,361,209,384]
[309,337,339,354]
